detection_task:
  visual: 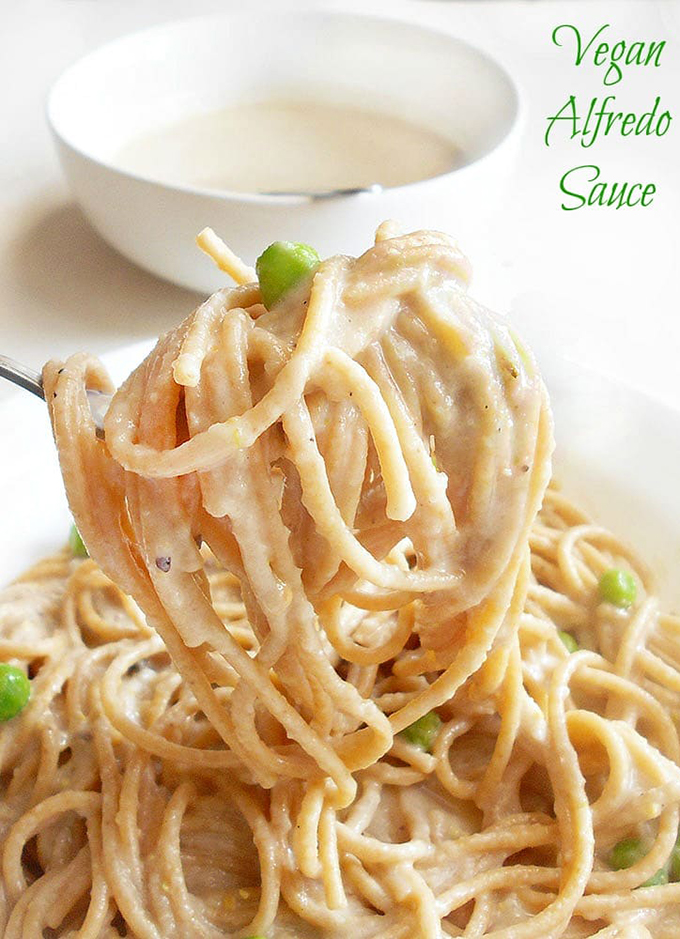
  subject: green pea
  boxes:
[558,630,579,653]
[640,868,669,888]
[69,524,88,558]
[669,833,680,881]
[609,837,672,888]
[399,711,442,752]
[255,241,320,310]
[598,568,637,608]
[609,837,646,871]
[0,664,31,722]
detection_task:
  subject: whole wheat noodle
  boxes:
[0,227,677,937]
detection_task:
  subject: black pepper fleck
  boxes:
[155,556,172,572]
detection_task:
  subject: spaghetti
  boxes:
[0,227,678,937]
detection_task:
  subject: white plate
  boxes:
[1,344,678,607]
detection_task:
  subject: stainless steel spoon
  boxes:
[262,183,383,199]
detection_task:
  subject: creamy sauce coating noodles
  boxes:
[0,228,679,938]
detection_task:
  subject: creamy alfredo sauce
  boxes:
[114,100,461,193]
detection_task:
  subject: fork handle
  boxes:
[0,355,45,399]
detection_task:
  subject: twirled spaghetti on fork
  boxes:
[0,226,678,938]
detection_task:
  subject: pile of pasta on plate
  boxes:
[1,224,679,939]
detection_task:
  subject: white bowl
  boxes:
[47,11,520,293]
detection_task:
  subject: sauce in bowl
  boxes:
[114,100,462,194]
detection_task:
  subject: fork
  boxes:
[0,355,44,399]
[0,354,111,429]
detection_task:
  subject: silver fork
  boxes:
[0,355,44,399]
[0,354,111,430]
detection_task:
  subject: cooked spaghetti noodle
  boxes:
[0,227,678,937]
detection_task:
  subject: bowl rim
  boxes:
[46,8,521,206]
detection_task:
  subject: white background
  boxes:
[1,0,679,410]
